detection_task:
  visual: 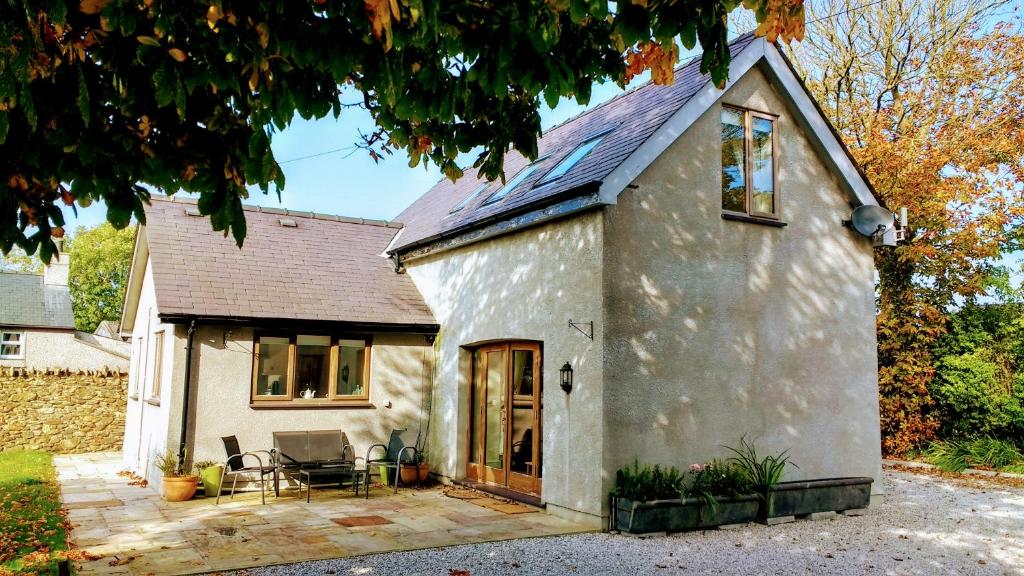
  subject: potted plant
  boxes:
[399,456,419,486]
[415,450,430,483]
[154,450,199,502]
[193,460,223,498]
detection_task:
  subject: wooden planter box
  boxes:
[765,477,873,519]
[615,495,760,533]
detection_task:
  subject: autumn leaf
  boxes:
[255,23,270,49]
[79,0,109,15]
[365,0,401,51]
[136,36,161,47]
[207,5,223,30]
[167,48,187,62]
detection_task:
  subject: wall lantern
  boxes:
[559,362,573,394]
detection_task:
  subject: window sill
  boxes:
[249,400,375,410]
[722,213,788,227]
[144,397,161,407]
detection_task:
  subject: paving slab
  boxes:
[55,453,592,575]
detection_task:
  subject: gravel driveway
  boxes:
[233,468,1024,575]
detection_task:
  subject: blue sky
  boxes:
[65,78,638,231]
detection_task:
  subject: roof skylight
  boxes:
[450,184,490,213]
[537,135,605,186]
[482,165,539,205]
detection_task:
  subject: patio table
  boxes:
[298,464,362,502]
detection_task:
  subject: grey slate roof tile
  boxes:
[0,272,75,329]
[143,197,435,327]
[391,33,757,253]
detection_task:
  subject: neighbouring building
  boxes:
[0,253,129,372]
[120,34,883,528]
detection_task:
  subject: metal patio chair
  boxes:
[216,435,275,505]
[364,428,419,497]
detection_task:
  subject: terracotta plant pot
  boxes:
[416,462,430,483]
[162,475,199,502]
[399,464,419,486]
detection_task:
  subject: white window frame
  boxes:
[0,330,25,360]
[146,330,166,404]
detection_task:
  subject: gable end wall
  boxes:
[601,64,882,504]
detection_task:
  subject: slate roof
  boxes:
[390,33,759,253]
[0,272,75,330]
[142,197,436,328]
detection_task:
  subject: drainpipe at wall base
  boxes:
[177,319,197,474]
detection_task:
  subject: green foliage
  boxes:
[191,460,220,474]
[687,459,752,508]
[923,438,1024,473]
[0,450,69,573]
[613,460,686,502]
[928,303,1024,444]
[724,437,794,499]
[65,223,136,332]
[0,0,801,260]
[0,247,43,274]
[153,449,191,477]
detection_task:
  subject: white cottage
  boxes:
[121,34,883,528]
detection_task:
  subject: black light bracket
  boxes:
[569,319,593,340]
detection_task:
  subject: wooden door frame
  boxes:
[465,341,542,497]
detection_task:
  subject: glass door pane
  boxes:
[509,349,535,476]
[469,348,484,466]
[484,349,507,471]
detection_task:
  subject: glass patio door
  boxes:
[467,342,542,496]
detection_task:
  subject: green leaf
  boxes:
[77,67,90,127]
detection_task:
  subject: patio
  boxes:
[55,453,592,575]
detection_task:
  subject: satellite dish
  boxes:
[849,205,894,238]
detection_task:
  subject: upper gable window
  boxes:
[482,164,539,205]
[537,135,605,185]
[450,184,489,214]
[721,106,778,219]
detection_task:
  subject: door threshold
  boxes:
[455,480,544,508]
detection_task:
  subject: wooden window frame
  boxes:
[251,332,372,407]
[0,330,25,360]
[721,105,781,222]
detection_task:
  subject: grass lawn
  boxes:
[0,451,69,575]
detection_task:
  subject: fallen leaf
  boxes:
[108,556,136,566]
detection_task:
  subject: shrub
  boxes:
[923,438,1024,472]
[930,353,1024,441]
[613,460,686,502]
[688,459,753,508]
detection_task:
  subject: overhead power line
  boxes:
[278,0,890,167]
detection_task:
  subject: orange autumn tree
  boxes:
[789,1,1024,455]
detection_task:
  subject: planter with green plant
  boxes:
[611,460,759,533]
[193,460,224,498]
[724,437,872,520]
[154,450,198,502]
[415,450,430,483]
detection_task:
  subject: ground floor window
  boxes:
[252,333,371,404]
[0,331,24,359]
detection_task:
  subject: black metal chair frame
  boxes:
[364,429,419,498]
[216,436,275,505]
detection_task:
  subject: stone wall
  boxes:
[0,368,127,453]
